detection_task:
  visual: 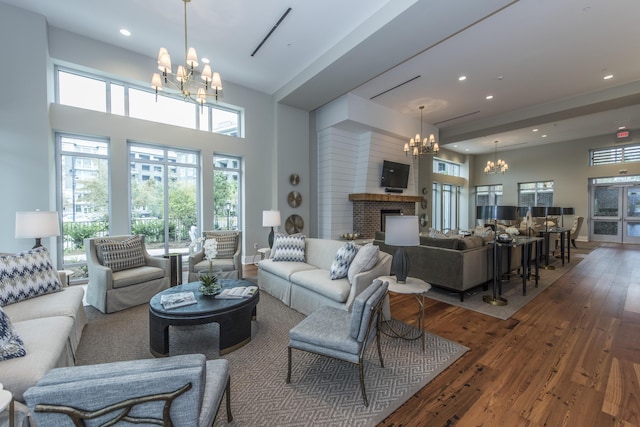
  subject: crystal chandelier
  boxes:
[150,0,223,106]
[484,140,509,174]
[404,106,439,158]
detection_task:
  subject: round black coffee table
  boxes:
[149,279,259,357]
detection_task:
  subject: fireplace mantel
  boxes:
[348,193,422,203]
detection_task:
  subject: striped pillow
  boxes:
[203,232,238,258]
[0,247,62,306]
[97,235,146,272]
[272,235,306,262]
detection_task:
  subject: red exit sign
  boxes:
[617,129,631,141]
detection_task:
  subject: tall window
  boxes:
[129,144,200,256]
[57,135,110,280]
[432,182,461,231]
[476,184,503,206]
[213,155,241,231]
[518,181,554,207]
[56,67,242,137]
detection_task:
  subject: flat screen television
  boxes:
[380,160,410,189]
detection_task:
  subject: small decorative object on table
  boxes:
[198,239,222,296]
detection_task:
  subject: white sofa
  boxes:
[257,238,392,316]
[1,271,86,426]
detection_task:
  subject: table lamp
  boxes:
[262,210,281,248]
[385,215,419,284]
[15,210,60,248]
[543,207,563,270]
[561,207,574,228]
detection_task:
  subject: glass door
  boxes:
[590,181,640,243]
[624,186,640,243]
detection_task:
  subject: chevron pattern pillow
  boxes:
[97,235,146,272]
[0,246,62,306]
[329,242,358,280]
[0,306,26,361]
[272,235,306,262]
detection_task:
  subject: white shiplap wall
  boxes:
[318,127,418,238]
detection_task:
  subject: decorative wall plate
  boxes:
[287,191,302,208]
[285,214,304,234]
[422,187,428,195]
[289,173,300,186]
[421,199,428,209]
[420,214,428,228]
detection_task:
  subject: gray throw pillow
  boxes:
[347,244,379,283]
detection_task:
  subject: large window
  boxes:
[518,181,554,207]
[56,67,242,137]
[129,144,200,256]
[590,144,640,166]
[432,182,461,231]
[476,184,503,206]
[57,135,110,280]
[213,155,241,231]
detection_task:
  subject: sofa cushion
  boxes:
[111,265,165,289]
[0,306,26,361]
[459,235,485,250]
[290,269,351,303]
[7,316,75,401]
[2,286,85,323]
[96,235,145,272]
[259,259,316,281]
[329,242,358,280]
[0,247,62,306]
[272,235,306,262]
[347,244,380,283]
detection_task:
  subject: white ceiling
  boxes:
[3,0,640,154]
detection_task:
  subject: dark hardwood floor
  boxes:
[245,243,640,426]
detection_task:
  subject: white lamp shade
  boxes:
[385,215,419,246]
[262,210,281,227]
[15,211,60,239]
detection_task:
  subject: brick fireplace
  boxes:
[349,193,422,239]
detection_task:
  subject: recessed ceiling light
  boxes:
[465,148,470,152]
[119,29,131,37]
[542,134,548,138]
[201,58,210,64]
[603,74,614,80]
[485,95,494,100]
[453,144,458,148]
[532,128,539,132]
[618,126,627,130]
[458,75,467,81]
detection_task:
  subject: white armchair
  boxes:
[85,235,170,313]
[189,231,242,281]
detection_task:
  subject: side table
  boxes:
[0,384,14,427]
[377,275,431,351]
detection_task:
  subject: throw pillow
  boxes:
[0,246,62,306]
[347,244,380,283]
[203,232,237,258]
[271,235,306,262]
[329,242,358,280]
[0,306,26,361]
[97,235,146,272]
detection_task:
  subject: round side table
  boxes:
[0,384,14,427]
[378,275,431,351]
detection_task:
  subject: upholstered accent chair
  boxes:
[23,354,232,426]
[287,279,389,407]
[85,235,170,313]
[556,215,584,249]
[189,231,242,281]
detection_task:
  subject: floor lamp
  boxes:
[15,210,60,249]
[478,205,518,306]
[262,210,281,249]
[384,215,419,284]
[561,207,574,228]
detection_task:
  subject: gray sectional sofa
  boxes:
[257,238,392,316]
[374,231,506,300]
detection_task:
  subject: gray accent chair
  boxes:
[23,354,232,426]
[287,279,389,407]
[85,235,170,313]
[189,231,242,281]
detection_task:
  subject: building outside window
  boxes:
[518,181,554,207]
[213,155,242,231]
[57,134,110,281]
[432,182,461,231]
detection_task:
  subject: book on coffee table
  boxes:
[161,291,197,309]
[215,286,258,299]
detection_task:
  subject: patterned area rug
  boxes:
[77,289,468,426]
